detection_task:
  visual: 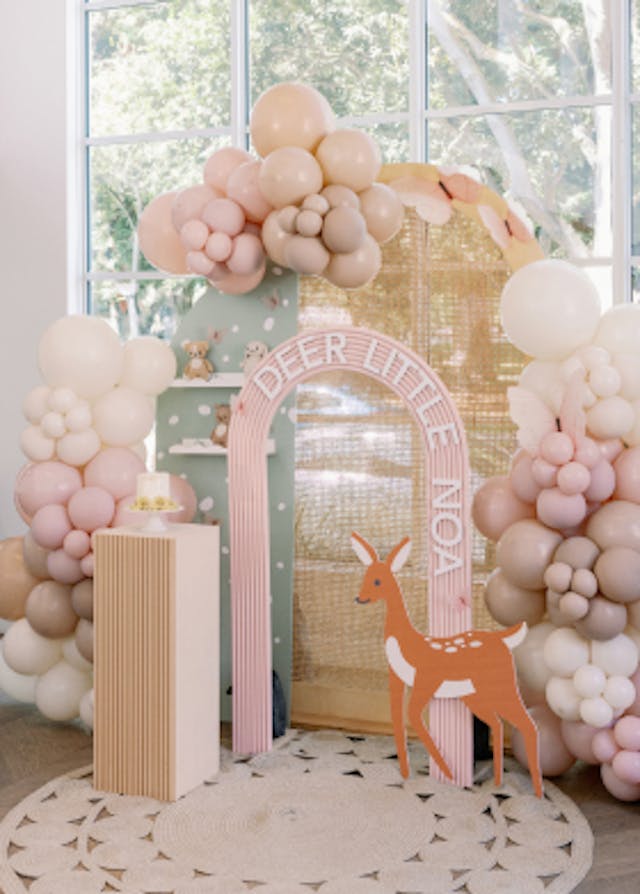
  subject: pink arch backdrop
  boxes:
[228,327,474,786]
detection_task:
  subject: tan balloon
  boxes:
[484,569,545,627]
[26,581,78,639]
[358,183,404,244]
[575,596,628,641]
[472,475,535,542]
[0,537,40,621]
[261,210,293,266]
[22,531,50,580]
[496,519,563,590]
[258,147,324,209]
[553,535,600,570]
[324,235,381,289]
[321,206,367,254]
[71,579,93,621]
[586,500,640,552]
[321,184,360,209]
[283,235,330,276]
[594,547,640,603]
[75,619,94,664]
[137,191,189,274]
[250,82,335,157]
[316,129,381,192]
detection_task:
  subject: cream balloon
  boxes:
[315,129,381,193]
[55,428,101,467]
[22,385,52,424]
[0,650,37,704]
[258,147,324,209]
[79,687,94,729]
[2,618,63,676]
[35,660,92,722]
[324,235,381,289]
[512,621,556,695]
[358,183,404,244]
[92,387,155,446]
[250,81,335,157]
[20,426,55,462]
[62,636,93,673]
[595,304,640,355]
[261,210,293,266]
[119,336,177,396]
[543,627,590,677]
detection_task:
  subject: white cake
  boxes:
[129,472,178,511]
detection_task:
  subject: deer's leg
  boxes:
[463,694,503,787]
[407,683,453,780]
[388,669,409,778]
[500,696,543,798]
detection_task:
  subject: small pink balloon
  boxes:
[171,184,220,231]
[179,219,209,251]
[80,552,94,578]
[614,445,640,503]
[540,431,574,465]
[531,457,559,488]
[205,231,233,262]
[226,232,265,276]
[166,475,197,523]
[67,486,115,533]
[31,504,72,550]
[15,461,83,519]
[226,160,273,223]
[63,529,91,560]
[600,438,624,462]
[509,450,541,504]
[592,728,619,763]
[536,487,587,530]
[601,761,640,800]
[614,715,640,750]
[203,147,253,192]
[574,437,601,469]
[206,260,267,296]
[186,250,215,276]
[584,458,615,502]
[472,475,535,542]
[557,462,590,496]
[201,198,245,237]
[560,719,599,764]
[47,549,85,584]
[83,447,145,502]
[612,749,640,784]
[512,703,575,776]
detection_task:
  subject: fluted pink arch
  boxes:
[228,327,473,786]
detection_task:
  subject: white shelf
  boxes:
[169,438,275,456]
[171,373,245,388]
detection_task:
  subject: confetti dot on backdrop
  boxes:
[277,502,286,511]
[168,415,179,426]
[157,451,165,460]
[223,355,230,364]
[274,637,281,645]
[222,546,229,555]
[282,298,289,306]
[288,408,297,424]
[198,405,211,416]
[276,561,284,570]
[199,496,214,512]
[179,473,187,479]
[263,317,275,332]
[232,325,239,333]
[273,267,283,276]
[280,406,286,415]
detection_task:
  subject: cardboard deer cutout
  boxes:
[351,531,543,797]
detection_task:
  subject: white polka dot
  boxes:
[273,267,283,276]
[222,546,229,555]
[274,637,281,645]
[199,496,214,512]
[431,643,443,650]
[168,415,179,426]
[223,354,230,363]
[263,317,274,332]
[288,407,297,424]
[179,473,187,479]
[277,502,286,511]
[445,646,457,653]
[276,561,284,570]
[282,297,289,306]
[225,476,229,484]
[157,451,165,460]
[198,405,211,416]
[280,406,286,415]
[232,324,239,333]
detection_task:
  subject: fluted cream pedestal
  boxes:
[93,524,219,801]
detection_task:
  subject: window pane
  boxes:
[89,277,207,340]
[249,0,410,118]
[89,137,227,273]
[427,105,612,258]
[632,0,640,92]
[632,105,640,255]
[88,0,231,137]
[428,0,610,108]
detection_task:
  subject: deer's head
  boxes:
[351,532,411,604]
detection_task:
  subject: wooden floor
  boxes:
[0,695,639,892]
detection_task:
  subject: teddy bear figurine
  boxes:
[210,404,232,449]
[182,339,214,380]
[241,340,269,379]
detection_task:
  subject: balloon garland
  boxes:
[474,258,640,800]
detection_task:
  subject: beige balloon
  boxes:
[75,619,94,664]
[496,519,563,590]
[71,579,93,621]
[321,206,367,254]
[485,569,545,627]
[587,500,640,552]
[261,210,293,266]
[26,581,79,639]
[316,129,381,193]
[0,537,40,621]
[324,235,382,289]
[283,235,330,276]
[358,183,404,244]
[258,147,324,209]
[22,531,50,579]
[594,547,640,603]
[250,82,335,157]
[321,184,360,209]
[575,596,628,641]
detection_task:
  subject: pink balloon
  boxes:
[84,447,146,502]
[536,487,587,530]
[15,461,82,520]
[203,147,254,192]
[556,462,590,496]
[600,438,624,463]
[614,715,640,750]
[201,198,245,237]
[560,719,599,764]
[166,475,197,523]
[179,219,209,251]
[614,446,640,503]
[205,232,233,262]
[512,703,575,777]
[472,476,534,542]
[592,728,619,763]
[80,552,94,578]
[574,437,601,469]
[31,504,72,550]
[206,260,267,296]
[226,232,265,276]
[111,493,140,528]
[612,749,640,784]
[47,549,85,584]
[531,457,558,488]
[226,160,273,223]
[186,250,215,276]
[584,458,615,502]
[171,184,219,231]
[509,450,541,504]
[67,486,115,533]
[63,529,91,560]
[625,667,640,716]
[601,761,640,800]
[137,191,189,274]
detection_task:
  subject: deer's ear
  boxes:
[389,537,411,573]
[351,532,377,566]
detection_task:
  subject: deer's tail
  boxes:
[499,622,528,651]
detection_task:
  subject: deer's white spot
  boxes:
[385,637,415,686]
[430,642,443,650]
[445,646,457,653]
[469,640,482,648]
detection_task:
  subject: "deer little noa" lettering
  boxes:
[431,478,463,576]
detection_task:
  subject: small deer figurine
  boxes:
[351,532,542,797]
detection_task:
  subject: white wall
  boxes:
[0,1,72,537]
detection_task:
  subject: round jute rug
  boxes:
[0,730,593,894]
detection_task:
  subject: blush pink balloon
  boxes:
[186,250,215,276]
[203,147,254,192]
[111,494,141,528]
[206,260,267,296]
[472,475,535,542]
[67,486,115,533]
[592,728,619,763]
[83,447,146,502]
[600,438,624,463]
[166,475,197,523]
[171,184,219,231]
[509,450,541,504]
[614,446,640,503]
[536,488,587,530]
[47,549,85,585]
[205,232,233,262]
[601,761,640,800]
[15,461,83,520]
[63,529,91,560]
[80,552,94,578]
[614,715,640,750]
[574,437,601,469]
[584,458,615,502]
[560,719,599,764]
[179,219,209,251]
[511,703,575,776]
[201,198,245,237]
[226,232,265,276]
[31,504,73,550]
[556,462,590,496]
[625,667,640,717]
[226,160,273,223]
[531,457,558,488]
[138,191,189,274]
[612,749,640,785]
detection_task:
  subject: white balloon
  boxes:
[48,387,79,414]
[119,337,177,396]
[614,353,640,401]
[543,626,590,677]
[500,260,601,360]
[38,315,124,400]
[603,675,636,710]
[40,411,66,439]
[592,633,639,677]
[595,304,640,354]
[518,360,563,412]
[573,663,606,698]
[623,401,640,447]
[512,621,555,694]
[2,618,63,676]
[35,660,92,722]
[55,428,101,467]
[579,696,614,728]
[20,425,55,462]
[0,649,37,704]
[23,385,52,424]
[64,401,92,433]
[79,687,94,730]
[92,387,155,446]
[586,395,634,439]
[62,636,93,673]
[546,676,581,720]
